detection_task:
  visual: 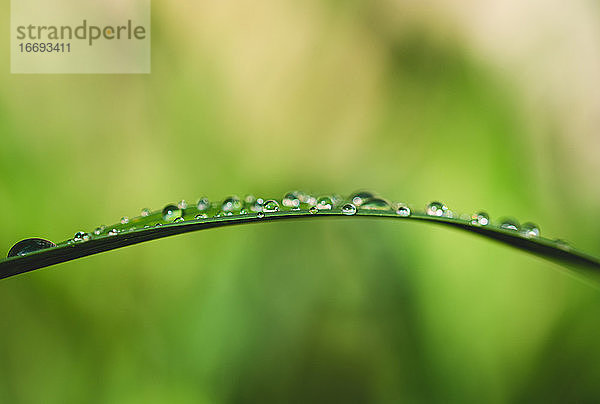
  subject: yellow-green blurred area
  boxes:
[2,0,600,402]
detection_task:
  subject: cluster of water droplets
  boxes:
[5,190,571,258]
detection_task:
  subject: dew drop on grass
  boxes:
[120,217,129,224]
[108,229,119,235]
[341,203,357,215]
[500,218,520,231]
[471,212,489,226]
[141,208,151,217]
[521,222,540,238]
[426,201,447,217]
[173,217,185,223]
[73,231,90,242]
[221,196,242,213]
[93,225,106,235]
[316,196,333,210]
[282,192,301,209]
[257,212,265,219]
[350,191,375,207]
[195,214,207,220]
[7,238,56,258]
[162,204,183,221]
[263,200,280,212]
[196,198,210,212]
[396,204,411,217]
[360,198,390,210]
[309,206,318,214]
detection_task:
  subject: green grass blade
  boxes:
[1,193,599,281]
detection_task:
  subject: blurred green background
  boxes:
[2,0,600,402]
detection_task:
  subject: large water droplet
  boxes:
[500,218,520,231]
[263,200,280,212]
[350,191,375,207]
[396,204,411,217]
[282,192,301,209]
[471,211,489,226]
[341,203,357,215]
[73,231,91,242]
[360,198,390,210]
[7,238,56,258]
[521,222,540,238]
[221,196,242,212]
[162,204,183,221]
[316,196,333,210]
[197,197,210,212]
[426,201,447,217]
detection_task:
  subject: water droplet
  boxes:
[141,208,151,217]
[341,203,357,215]
[257,212,265,219]
[108,229,119,236]
[244,195,264,212]
[500,218,520,231]
[93,225,106,235]
[309,206,318,214]
[7,238,56,258]
[471,211,489,226]
[195,214,207,219]
[282,192,301,209]
[426,201,447,217]
[360,198,390,210]
[154,223,162,227]
[263,200,280,212]
[73,231,91,242]
[120,216,129,224]
[554,239,570,250]
[197,197,210,211]
[521,222,540,238]
[173,217,185,223]
[216,211,233,217]
[351,191,375,207]
[396,204,411,217]
[178,200,188,209]
[162,204,183,221]
[221,196,242,212]
[316,196,333,210]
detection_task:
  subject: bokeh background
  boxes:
[2,0,600,402]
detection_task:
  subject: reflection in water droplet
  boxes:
[316,197,333,210]
[396,204,411,217]
[141,208,151,217]
[195,214,207,220]
[197,198,210,211]
[257,212,265,219]
[263,200,280,212]
[108,229,119,235]
[94,225,106,235]
[221,196,242,212]
[341,203,357,215]
[351,191,375,207]
[120,217,129,224]
[360,198,390,210]
[500,218,520,231]
[471,212,489,226]
[73,231,90,242]
[426,202,447,217]
[521,222,540,238]
[162,204,183,221]
[7,238,56,258]
[309,206,318,214]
